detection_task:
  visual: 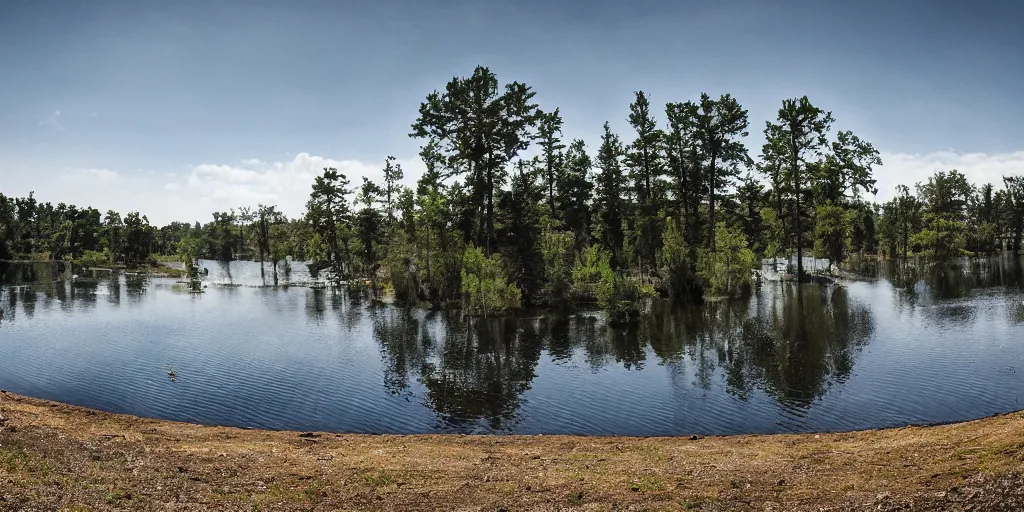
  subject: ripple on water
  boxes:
[1,264,1023,436]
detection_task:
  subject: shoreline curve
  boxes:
[1,391,1022,510]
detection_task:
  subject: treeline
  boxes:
[3,66,1023,318]
[0,196,313,282]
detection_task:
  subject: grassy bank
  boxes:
[0,392,1021,511]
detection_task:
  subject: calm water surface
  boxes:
[1,259,1022,436]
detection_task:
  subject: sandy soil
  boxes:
[1,391,1022,511]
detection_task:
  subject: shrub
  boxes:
[571,245,612,302]
[75,249,112,268]
[698,223,758,297]
[460,245,521,316]
[596,271,656,325]
[659,216,697,298]
[539,229,576,306]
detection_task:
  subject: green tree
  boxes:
[381,156,404,228]
[121,212,153,267]
[664,100,702,255]
[695,93,750,250]
[410,65,539,254]
[306,167,352,280]
[496,160,544,299]
[557,139,594,249]
[1002,176,1024,254]
[536,108,566,218]
[594,122,628,269]
[913,170,974,261]
[624,91,664,275]
[356,177,385,294]
[764,97,834,278]
[460,245,521,316]
[698,222,757,296]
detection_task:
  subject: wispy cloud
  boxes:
[38,110,64,131]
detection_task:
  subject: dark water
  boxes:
[1,259,1022,436]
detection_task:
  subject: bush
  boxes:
[698,223,758,297]
[571,245,611,302]
[75,249,112,268]
[539,229,575,306]
[659,216,699,299]
[596,271,656,325]
[460,245,521,316]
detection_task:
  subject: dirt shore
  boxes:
[1,392,1022,511]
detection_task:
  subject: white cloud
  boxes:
[874,150,1024,201]
[2,153,427,225]
[38,110,64,131]
[4,150,1021,227]
[73,168,118,181]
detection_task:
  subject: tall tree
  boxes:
[306,167,352,279]
[381,156,404,229]
[815,130,881,205]
[356,177,385,294]
[914,169,974,261]
[557,139,594,249]
[695,93,750,250]
[536,108,566,218]
[764,97,834,278]
[594,122,627,269]
[256,205,285,284]
[410,65,539,254]
[625,91,664,274]
[664,101,701,253]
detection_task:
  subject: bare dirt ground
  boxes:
[1,391,1022,511]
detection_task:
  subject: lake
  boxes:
[0,258,1022,436]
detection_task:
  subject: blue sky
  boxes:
[2,0,1023,224]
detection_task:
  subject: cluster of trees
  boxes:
[876,173,1024,262]
[0,193,156,267]
[300,66,1024,317]
[3,66,1022,316]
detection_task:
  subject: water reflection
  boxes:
[1,258,1022,435]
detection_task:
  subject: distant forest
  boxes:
[2,66,1023,318]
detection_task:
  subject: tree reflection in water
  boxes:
[373,308,542,430]
[370,282,880,430]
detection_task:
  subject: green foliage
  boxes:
[538,229,575,306]
[762,96,834,277]
[594,122,627,269]
[307,167,352,280]
[759,207,786,261]
[75,249,113,268]
[698,223,757,297]
[658,216,694,298]
[813,203,856,269]
[596,270,656,325]
[410,65,539,254]
[571,244,611,302]
[911,217,970,260]
[460,245,521,316]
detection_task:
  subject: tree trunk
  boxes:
[548,160,555,218]
[791,137,803,280]
[707,151,718,251]
[485,159,495,256]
